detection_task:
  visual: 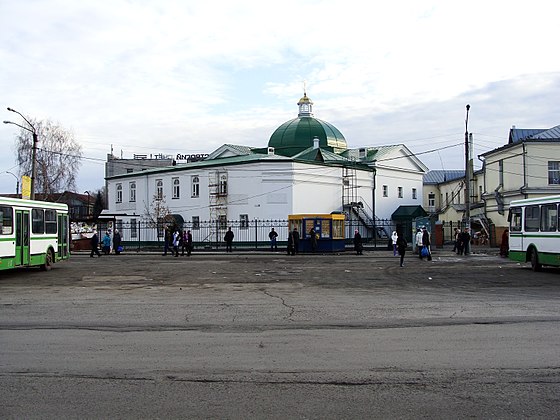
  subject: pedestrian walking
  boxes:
[391,231,398,256]
[416,228,423,257]
[396,231,407,267]
[292,227,300,254]
[113,229,122,254]
[421,227,432,261]
[90,230,101,258]
[182,230,193,256]
[162,227,172,256]
[269,227,278,251]
[172,229,180,257]
[353,229,363,255]
[224,227,234,252]
[309,228,318,253]
[102,231,111,255]
[287,231,295,255]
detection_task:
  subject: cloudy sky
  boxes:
[1,0,559,194]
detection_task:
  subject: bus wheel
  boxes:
[530,249,542,272]
[41,250,54,271]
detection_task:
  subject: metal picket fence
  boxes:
[93,217,399,252]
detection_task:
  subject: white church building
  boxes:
[104,93,428,246]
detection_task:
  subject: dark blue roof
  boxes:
[509,128,547,143]
[423,170,465,184]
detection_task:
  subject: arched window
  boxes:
[156,179,163,200]
[116,183,123,203]
[172,177,180,199]
[192,176,200,198]
[129,182,136,202]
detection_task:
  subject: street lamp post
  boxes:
[3,171,20,195]
[4,107,38,200]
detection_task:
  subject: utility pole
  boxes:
[464,104,471,252]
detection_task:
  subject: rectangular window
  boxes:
[525,205,540,232]
[412,188,417,200]
[397,187,403,198]
[192,216,200,230]
[509,207,522,232]
[382,185,388,197]
[219,215,227,230]
[129,182,136,202]
[240,214,249,229]
[130,218,137,238]
[172,177,180,199]
[45,209,57,234]
[548,161,560,184]
[191,176,200,198]
[428,193,435,208]
[0,206,13,235]
[541,204,558,232]
[218,174,228,196]
[32,208,44,234]
[116,183,123,203]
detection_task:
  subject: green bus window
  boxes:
[509,207,522,232]
[0,206,13,235]
[524,205,540,232]
[45,209,57,234]
[540,204,558,232]
[32,208,45,234]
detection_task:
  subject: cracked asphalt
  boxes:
[1,248,559,419]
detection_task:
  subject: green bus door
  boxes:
[15,210,30,266]
[58,213,69,259]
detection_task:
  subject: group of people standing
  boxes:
[162,227,193,257]
[452,228,471,255]
[90,229,122,258]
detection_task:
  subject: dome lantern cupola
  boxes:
[297,92,314,117]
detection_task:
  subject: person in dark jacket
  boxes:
[90,230,101,258]
[420,227,432,261]
[113,229,122,255]
[224,227,234,252]
[182,230,193,256]
[353,229,363,255]
[309,228,318,253]
[287,231,295,255]
[292,228,300,254]
[396,232,407,267]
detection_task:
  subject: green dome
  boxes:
[268,117,348,157]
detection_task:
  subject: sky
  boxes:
[1,0,559,195]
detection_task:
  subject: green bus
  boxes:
[0,197,70,271]
[508,195,560,271]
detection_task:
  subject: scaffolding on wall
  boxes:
[208,170,229,242]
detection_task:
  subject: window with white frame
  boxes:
[412,188,417,199]
[192,216,200,230]
[156,179,163,200]
[129,182,136,202]
[192,176,200,198]
[548,161,560,184]
[172,177,180,199]
[219,215,227,230]
[382,185,388,197]
[240,214,249,229]
[398,186,403,198]
[428,192,435,208]
[219,174,228,195]
[116,183,122,203]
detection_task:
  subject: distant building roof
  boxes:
[508,125,560,143]
[423,170,465,184]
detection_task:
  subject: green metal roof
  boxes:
[268,116,347,157]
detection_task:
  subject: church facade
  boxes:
[105,93,427,243]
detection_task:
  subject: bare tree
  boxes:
[14,118,82,198]
[144,193,174,237]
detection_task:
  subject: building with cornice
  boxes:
[105,92,428,245]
